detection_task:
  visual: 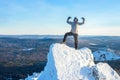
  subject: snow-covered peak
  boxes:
[25,43,120,80]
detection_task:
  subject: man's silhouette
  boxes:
[63,16,85,49]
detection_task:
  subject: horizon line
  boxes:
[0,34,120,37]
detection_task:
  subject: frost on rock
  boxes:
[25,43,120,80]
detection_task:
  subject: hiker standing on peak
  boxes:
[63,16,85,49]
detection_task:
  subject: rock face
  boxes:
[25,43,120,80]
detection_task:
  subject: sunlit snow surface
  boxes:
[25,43,120,80]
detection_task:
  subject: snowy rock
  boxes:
[26,73,40,80]
[93,50,120,61]
[93,63,120,80]
[25,43,120,80]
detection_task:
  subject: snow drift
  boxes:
[25,43,120,80]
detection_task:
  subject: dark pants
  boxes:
[63,32,78,49]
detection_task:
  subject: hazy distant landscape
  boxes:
[0,35,120,80]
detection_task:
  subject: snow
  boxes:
[21,48,34,51]
[26,73,41,80]
[89,43,97,46]
[93,63,120,80]
[25,43,120,80]
[93,49,120,61]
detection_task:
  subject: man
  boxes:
[63,16,85,49]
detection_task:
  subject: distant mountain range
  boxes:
[0,35,63,39]
[0,35,120,39]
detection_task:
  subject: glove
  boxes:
[81,17,85,21]
[68,16,71,19]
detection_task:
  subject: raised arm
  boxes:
[78,17,85,25]
[66,16,72,24]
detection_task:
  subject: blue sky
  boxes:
[0,0,120,35]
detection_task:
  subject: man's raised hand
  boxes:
[81,17,85,21]
[68,16,71,19]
